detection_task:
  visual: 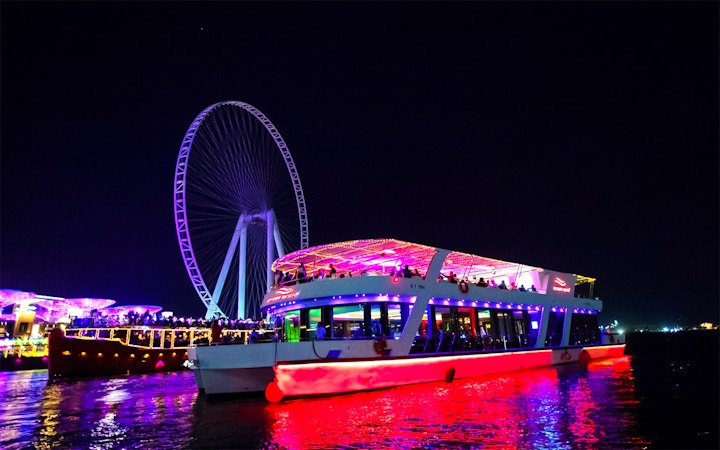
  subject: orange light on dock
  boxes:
[80,352,87,357]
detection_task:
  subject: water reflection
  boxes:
[189,358,651,449]
[3,357,708,449]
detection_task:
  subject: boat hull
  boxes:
[48,328,189,379]
[190,343,626,401]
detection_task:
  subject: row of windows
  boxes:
[272,302,600,350]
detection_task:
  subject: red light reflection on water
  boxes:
[263,357,648,449]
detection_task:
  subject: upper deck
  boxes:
[262,238,601,314]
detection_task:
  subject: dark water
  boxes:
[0,356,717,449]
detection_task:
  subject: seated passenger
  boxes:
[476,277,488,287]
[498,280,508,290]
[529,284,537,292]
[447,271,458,283]
[297,262,307,283]
[519,284,527,292]
[402,264,413,278]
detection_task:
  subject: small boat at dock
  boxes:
[47,325,253,380]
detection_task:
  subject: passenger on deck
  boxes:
[328,264,337,278]
[274,269,284,287]
[210,319,224,343]
[297,262,307,283]
[447,271,458,283]
[402,264,413,278]
[529,284,537,292]
[519,284,527,292]
[476,277,488,287]
[315,322,326,340]
[413,268,422,278]
[498,280,508,290]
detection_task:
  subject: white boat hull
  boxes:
[188,344,626,401]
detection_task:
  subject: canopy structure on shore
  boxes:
[99,305,163,317]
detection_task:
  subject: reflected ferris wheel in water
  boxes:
[174,101,309,320]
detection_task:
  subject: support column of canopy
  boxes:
[395,248,449,352]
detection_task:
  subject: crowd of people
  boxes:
[438,272,538,292]
[69,310,267,331]
[272,262,542,294]
[273,263,426,288]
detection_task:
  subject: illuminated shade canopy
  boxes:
[100,305,163,316]
[33,299,72,323]
[62,298,116,311]
[0,289,36,308]
[272,238,596,285]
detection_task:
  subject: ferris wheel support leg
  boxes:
[266,210,275,293]
[205,215,245,320]
[237,220,248,321]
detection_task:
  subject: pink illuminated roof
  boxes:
[62,298,116,310]
[273,238,596,284]
[100,305,162,316]
[0,289,36,308]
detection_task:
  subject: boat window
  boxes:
[457,307,474,337]
[307,308,322,340]
[434,306,455,352]
[569,313,600,345]
[493,311,515,350]
[545,311,565,347]
[512,311,529,348]
[526,309,542,347]
[285,311,301,342]
[387,303,410,338]
[332,304,365,339]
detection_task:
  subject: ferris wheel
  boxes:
[174,101,309,320]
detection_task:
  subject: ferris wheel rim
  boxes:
[173,100,309,318]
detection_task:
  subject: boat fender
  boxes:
[445,367,456,383]
[458,281,469,294]
[561,350,571,362]
[373,337,388,356]
[579,349,592,365]
[265,378,284,403]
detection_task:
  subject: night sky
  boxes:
[1,2,717,330]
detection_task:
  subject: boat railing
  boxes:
[63,327,252,349]
[1,337,49,358]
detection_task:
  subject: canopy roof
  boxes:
[273,238,595,284]
[100,305,163,316]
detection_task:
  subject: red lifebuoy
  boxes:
[458,281,469,294]
[373,337,388,355]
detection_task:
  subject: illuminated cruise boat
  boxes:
[186,238,625,402]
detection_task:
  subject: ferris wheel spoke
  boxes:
[174,101,309,320]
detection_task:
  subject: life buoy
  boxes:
[458,281,469,294]
[373,337,388,355]
[561,350,571,361]
[445,367,456,383]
